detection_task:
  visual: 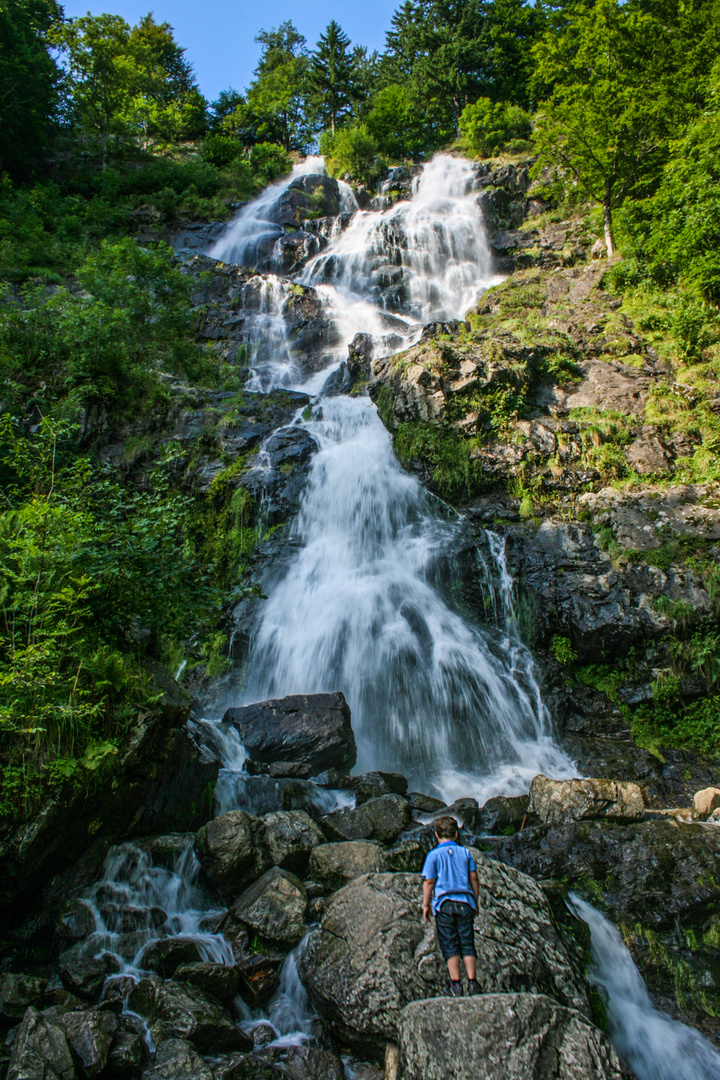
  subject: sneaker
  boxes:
[445,980,463,997]
[467,979,480,996]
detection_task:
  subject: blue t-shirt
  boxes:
[422,840,477,914]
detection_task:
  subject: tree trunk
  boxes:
[603,180,617,257]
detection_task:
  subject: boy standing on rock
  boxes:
[422,815,480,997]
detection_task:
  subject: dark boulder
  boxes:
[340,772,408,806]
[56,900,97,942]
[283,1045,345,1080]
[7,1006,76,1080]
[236,956,281,1009]
[0,973,47,1027]
[62,1009,118,1078]
[59,957,115,1003]
[128,979,250,1055]
[141,1038,214,1080]
[269,175,341,229]
[309,841,389,891]
[320,795,412,845]
[174,962,239,1005]
[194,811,272,897]
[139,938,204,979]
[107,1026,147,1078]
[262,810,324,875]
[229,867,309,949]
[223,693,356,774]
[397,995,627,1080]
[211,1053,281,1080]
[477,795,531,835]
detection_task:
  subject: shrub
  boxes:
[320,126,385,186]
[202,134,242,167]
[459,98,532,158]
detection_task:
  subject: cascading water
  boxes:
[570,895,720,1080]
[208,153,576,803]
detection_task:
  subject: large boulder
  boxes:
[527,776,645,825]
[194,811,271,897]
[141,1038,214,1080]
[340,772,408,806]
[230,867,309,949]
[309,841,390,890]
[397,995,627,1080]
[320,795,412,844]
[7,1006,76,1080]
[0,973,46,1026]
[139,938,204,978]
[62,1009,118,1079]
[174,962,240,1005]
[128,979,250,1054]
[297,865,588,1048]
[222,693,356,774]
[262,810,324,875]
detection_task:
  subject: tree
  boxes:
[531,0,673,256]
[51,13,138,168]
[245,21,310,151]
[128,14,207,147]
[0,0,62,179]
[310,21,356,134]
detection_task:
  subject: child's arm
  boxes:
[469,869,479,909]
[422,878,435,921]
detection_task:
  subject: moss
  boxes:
[394,421,484,504]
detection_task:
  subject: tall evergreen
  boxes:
[310,20,355,133]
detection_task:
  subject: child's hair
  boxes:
[435,815,459,839]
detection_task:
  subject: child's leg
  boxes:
[447,956,462,981]
[462,954,476,980]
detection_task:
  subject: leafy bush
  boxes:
[320,126,385,186]
[201,134,243,167]
[459,98,532,157]
[249,142,292,182]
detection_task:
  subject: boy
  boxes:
[422,815,480,997]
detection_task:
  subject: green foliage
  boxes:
[321,126,385,185]
[459,97,531,157]
[365,84,425,160]
[202,134,242,168]
[309,21,357,134]
[394,422,482,503]
[550,635,578,666]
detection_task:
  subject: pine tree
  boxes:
[310,21,355,134]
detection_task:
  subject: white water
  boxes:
[208,154,575,803]
[570,895,720,1080]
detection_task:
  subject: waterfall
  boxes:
[569,895,720,1080]
[207,153,575,804]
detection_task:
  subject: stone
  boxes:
[7,1007,76,1080]
[211,1054,280,1080]
[62,1009,117,1078]
[173,962,239,1005]
[262,811,324,875]
[139,938,204,979]
[477,795,531,835]
[397,995,627,1080]
[142,1038,214,1080]
[406,793,446,813]
[527,776,645,825]
[341,772,408,806]
[625,433,673,476]
[222,693,356,774]
[283,1045,345,1080]
[692,787,720,819]
[140,835,194,870]
[236,957,281,1009]
[106,1028,146,1077]
[230,867,309,949]
[56,900,96,941]
[309,841,390,890]
[128,979,250,1055]
[298,867,587,1047]
[194,811,271,897]
[422,798,481,831]
[59,958,113,1003]
[320,795,412,845]
[0,974,47,1026]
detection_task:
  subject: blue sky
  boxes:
[63,1,399,102]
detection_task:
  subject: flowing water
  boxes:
[207,153,575,804]
[570,895,720,1080]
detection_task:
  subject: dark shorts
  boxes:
[435,900,477,959]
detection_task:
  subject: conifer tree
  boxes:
[310,21,355,133]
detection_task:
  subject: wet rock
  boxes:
[59,958,114,1003]
[62,1009,117,1078]
[262,811,324,875]
[142,1038,214,1080]
[174,963,239,1005]
[527,776,645,825]
[107,1027,147,1078]
[0,974,47,1026]
[421,798,481,831]
[406,793,446,813]
[56,901,96,942]
[139,835,194,871]
[692,787,720,819]
[477,795,530,835]
[309,841,390,890]
[128,979,250,1055]
[270,175,341,229]
[283,1045,345,1080]
[266,763,314,780]
[211,1053,280,1080]
[44,989,85,1013]
[340,772,408,806]
[245,1022,275,1048]
[139,939,204,979]
[194,811,271,897]
[7,1006,76,1080]
[229,867,309,949]
[298,866,587,1048]
[320,795,412,845]
[386,839,426,873]
[223,694,356,775]
[236,957,281,1009]
[397,995,627,1080]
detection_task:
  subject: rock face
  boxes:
[262,810,325,874]
[230,867,309,948]
[527,776,645,825]
[128,978,250,1054]
[223,693,356,774]
[397,995,627,1080]
[297,865,587,1048]
[7,1006,76,1080]
[0,973,46,1025]
[194,810,272,896]
[309,841,390,890]
[320,795,413,844]
[62,1009,117,1078]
